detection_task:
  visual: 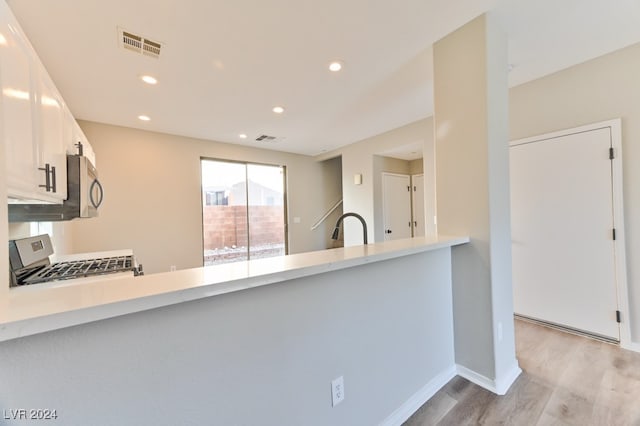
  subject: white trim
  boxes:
[379,365,456,426]
[455,363,522,396]
[608,119,633,350]
[510,118,632,349]
[455,365,496,393]
[621,341,640,353]
[493,362,523,395]
[381,362,522,425]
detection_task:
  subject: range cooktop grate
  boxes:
[23,255,136,285]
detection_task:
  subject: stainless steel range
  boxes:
[9,234,143,287]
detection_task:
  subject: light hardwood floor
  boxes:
[404,319,640,425]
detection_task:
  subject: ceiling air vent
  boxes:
[255,134,278,143]
[119,28,162,59]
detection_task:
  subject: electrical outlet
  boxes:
[331,376,344,407]
[170,265,176,272]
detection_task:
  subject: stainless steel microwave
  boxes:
[8,155,104,222]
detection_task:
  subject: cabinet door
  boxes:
[35,71,67,201]
[0,7,39,200]
[382,173,412,241]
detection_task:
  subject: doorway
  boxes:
[509,119,628,342]
[201,159,287,265]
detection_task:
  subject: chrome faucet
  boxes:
[331,212,368,245]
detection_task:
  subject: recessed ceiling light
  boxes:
[239,133,247,139]
[329,61,343,72]
[272,106,285,114]
[138,115,151,121]
[140,75,158,85]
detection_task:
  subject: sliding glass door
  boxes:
[201,159,286,265]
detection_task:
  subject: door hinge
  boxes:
[613,228,617,240]
[616,310,621,323]
[609,147,615,160]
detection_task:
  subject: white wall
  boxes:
[0,249,455,426]
[68,121,333,274]
[319,119,435,245]
[509,41,640,344]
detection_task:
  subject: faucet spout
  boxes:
[331,212,368,245]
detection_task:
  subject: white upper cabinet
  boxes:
[0,4,39,200]
[34,69,67,200]
[1,0,86,203]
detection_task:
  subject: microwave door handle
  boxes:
[89,179,104,208]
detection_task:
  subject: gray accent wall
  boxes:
[433,13,518,384]
[0,249,455,426]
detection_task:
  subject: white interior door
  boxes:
[510,126,619,340]
[382,173,411,241]
[412,174,425,237]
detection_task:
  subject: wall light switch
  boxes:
[354,174,363,185]
[293,217,301,224]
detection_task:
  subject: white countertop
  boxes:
[0,235,469,342]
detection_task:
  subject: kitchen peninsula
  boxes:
[1,235,467,425]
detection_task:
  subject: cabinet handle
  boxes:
[385,229,392,234]
[38,163,51,192]
[50,166,57,193]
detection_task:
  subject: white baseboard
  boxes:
[621,340,640,353]
[380,365,457,426]
[456,362,521,396]
[494,362,522,395]
[381,362,522,425]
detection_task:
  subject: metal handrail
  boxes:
[310,199,343,230]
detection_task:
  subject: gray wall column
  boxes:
[433,13,520,391]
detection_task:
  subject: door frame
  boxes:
[199,157,289,264]
[510,118,631,349]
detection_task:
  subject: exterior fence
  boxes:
[203,205,284,250]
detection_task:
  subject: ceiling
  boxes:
[6,0,640,157]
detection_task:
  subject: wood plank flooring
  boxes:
[404,319,640,425]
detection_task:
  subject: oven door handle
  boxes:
[90,179,104,208]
